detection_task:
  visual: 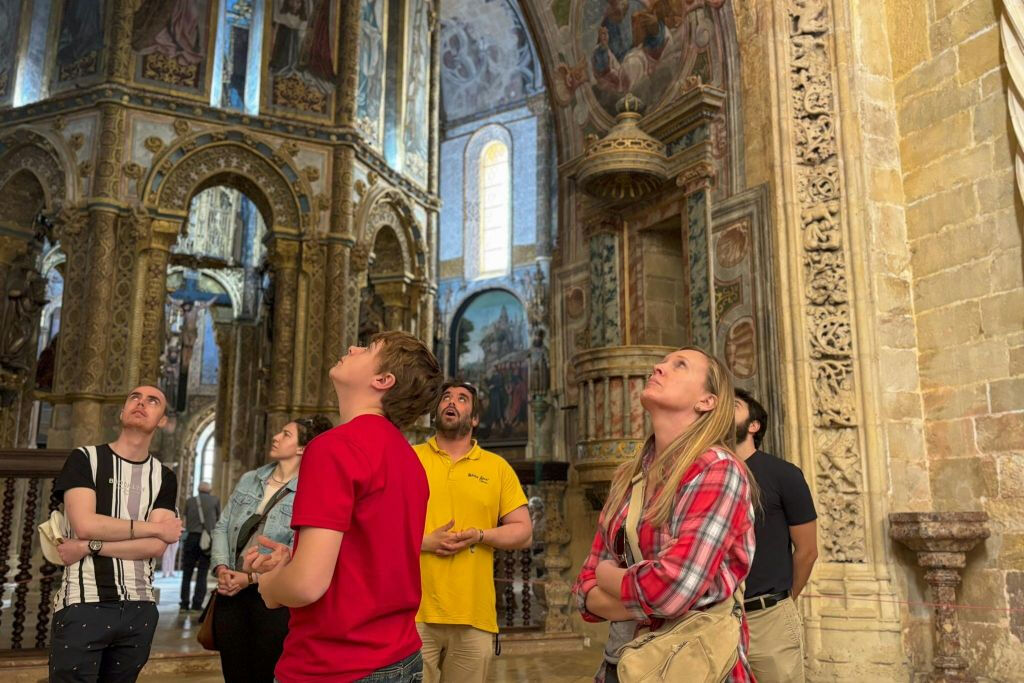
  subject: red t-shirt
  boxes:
[275,414,429,682]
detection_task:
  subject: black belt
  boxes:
[744,590,790,613]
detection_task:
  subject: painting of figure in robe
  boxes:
[356,0,386,146]
[54,0,106,84]
[452,290,529,446]
[0,0,22,103]
[133,0,212,91]
[268,0,336,113]
[402,0,430,185]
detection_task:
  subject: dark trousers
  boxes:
[49,601,159,682]
[180,534,211,609]
[213,584,290,683]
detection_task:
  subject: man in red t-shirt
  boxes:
[249,331,442,682]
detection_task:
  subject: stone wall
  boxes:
[880,0,1024,677]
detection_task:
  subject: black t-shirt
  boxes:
[744,450,817,598]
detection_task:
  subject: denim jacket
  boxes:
[210,463,297,572]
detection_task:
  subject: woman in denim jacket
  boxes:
[209,414,333,682]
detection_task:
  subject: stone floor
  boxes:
[144,574,603,682]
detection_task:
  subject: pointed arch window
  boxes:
[479,141,510,277]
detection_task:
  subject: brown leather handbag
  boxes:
[196,589,218,650]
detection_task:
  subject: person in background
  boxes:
[180,481,220,611]
[415,380,532,682]
[734,389,818,683]
[208,414,333,683]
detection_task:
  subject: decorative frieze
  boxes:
[787,0,865,562]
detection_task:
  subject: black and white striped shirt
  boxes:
[52,445,178,608]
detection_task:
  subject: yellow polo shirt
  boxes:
[414,437,528,633]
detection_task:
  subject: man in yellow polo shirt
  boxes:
[414,380,532,683]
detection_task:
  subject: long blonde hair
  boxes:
[601,347,755,528]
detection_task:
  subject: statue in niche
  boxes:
[528,327,550,396]
[0,264,47,373]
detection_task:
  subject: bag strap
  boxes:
[233,484,293,563]
[623,473,645,565]
[195,495,206,529]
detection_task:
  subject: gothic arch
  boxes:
[179,403,217,504]
[140,130,315,236]
[0,128,76,216]
[353,185,427,280]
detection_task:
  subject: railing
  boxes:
[495,461,573,637]
[0,448,70,655]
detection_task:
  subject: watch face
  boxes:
[89,540,102,552]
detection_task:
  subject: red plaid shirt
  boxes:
[573,448,756,682]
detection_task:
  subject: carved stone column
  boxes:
[300,241,326,407]
[678,161,717,350]
[267,240,300,436]
[107,0,135,83]
[213,322,237,489]
[539,480,573,634]
[374,280,410,331]
[890,513,990,682]
[131,217,180,386]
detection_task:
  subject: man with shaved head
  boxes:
[49,385,183,682]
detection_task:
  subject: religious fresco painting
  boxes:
[132,0,214,93]
[402,0,430,186]
[53,0,106,89]
[356,0,386,148]
[580,0,727,117]
[439,0,538,122]
[0,0,23,106]
[267,0,337,115]
[452,290,529,446]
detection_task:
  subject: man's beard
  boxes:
[735,418,754,446]
[437,412,473,439]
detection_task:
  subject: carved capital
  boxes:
[267,239,301,270]
[350,243,371,272]
[676,160,716,195]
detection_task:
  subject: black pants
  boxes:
[213,584,290,683]
[49,601,159,682]
[180,534,211,609]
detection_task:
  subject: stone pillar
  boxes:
[890,512,991,682]
[107,0,135,83]
[130,217,179,386]
[0,234,42,448]
[266,239,300,437]
[678,161,716,350]
[230,323,261,476]
[375,280,410,331]
[539,480,573,634]
[299,241,326,408]
[213,322,237,492]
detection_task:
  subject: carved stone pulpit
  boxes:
[889,511,990,682]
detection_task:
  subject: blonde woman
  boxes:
[572,348,756,683]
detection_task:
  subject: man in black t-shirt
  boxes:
[734,389,818,683]
[50,386,184,683]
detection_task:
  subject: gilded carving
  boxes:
[93,104,126,200]
[302,242,326,405]
[350,243,370,272]
[143,137,164,154]
[0,132,68,210]
[788,0,865,561]
[273,75,328,115]
[109,1,134,82]
[68,134,84,152]
[104,214,138,392]
[152,143,303,230]
[172,119,190,137]
[141,53,200,88]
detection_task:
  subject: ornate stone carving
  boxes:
[52,206,89,394]
[109,0,134,82]
[104,213,138,392]
[141,53,200,88]
[301,241,326,405]
[0,131,68,210]
[93,104,126,200]
[272,75,328,114]
[787,0,865,561]
[350,243,371,272]
[151,143,303,230]
[0,246,47,406]
[814,428,863,561]
[143,136,165,154]
[676,159,716,195]
[539,481,573,634]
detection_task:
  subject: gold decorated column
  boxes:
[374,280,410,331]
[267,239,300,436]
[130,217,180,386]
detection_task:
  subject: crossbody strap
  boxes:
[233,484,293,564]
[195,495,206,530]
[623,473,645,564]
